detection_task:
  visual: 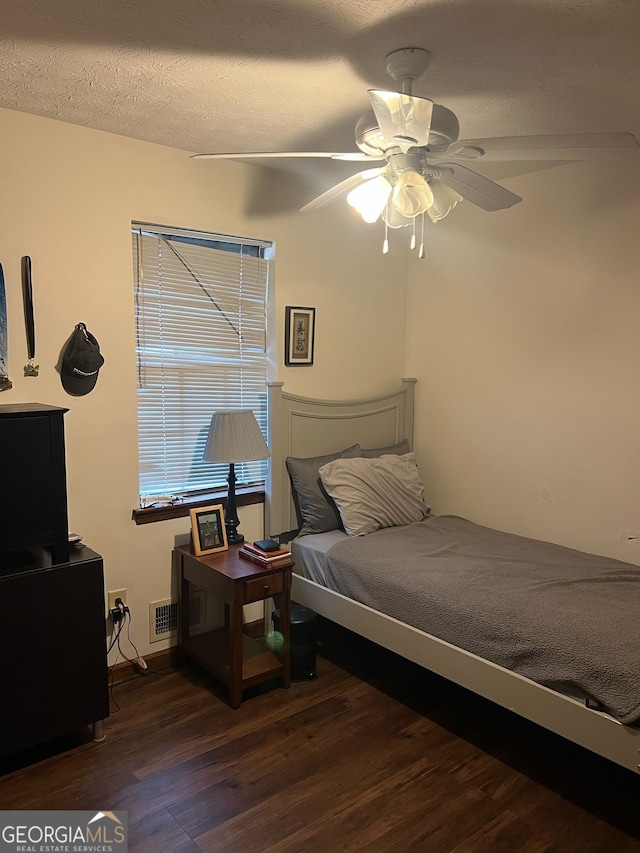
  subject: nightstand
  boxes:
[174,543,292,708]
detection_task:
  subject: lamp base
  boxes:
[226,523,244,546]
[224,463,244,546]
[227,532,244,546]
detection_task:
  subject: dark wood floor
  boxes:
[1,619,639,852]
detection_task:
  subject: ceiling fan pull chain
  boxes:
[418,213,426,259]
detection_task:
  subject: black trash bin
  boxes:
[272,604,317,681]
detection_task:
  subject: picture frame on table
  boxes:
[190,504,228,556]
[285,306,315,366]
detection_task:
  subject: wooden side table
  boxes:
[174,543,292,708]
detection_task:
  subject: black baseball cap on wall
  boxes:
[60,322,105,396]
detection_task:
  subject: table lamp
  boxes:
[203,409,270,545]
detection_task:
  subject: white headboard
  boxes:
[265,378,417,539]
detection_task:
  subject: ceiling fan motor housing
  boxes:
[386,151,431,175]
[385,48,432,85]
[355,103,460,156]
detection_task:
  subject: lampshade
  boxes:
[203,410,270,464]
[346,164,462,260]
[426,180,463,222]
[391,170,434,218]
[347,174,391,223]
[382,204,413,229]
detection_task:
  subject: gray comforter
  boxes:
[325,515,640,725]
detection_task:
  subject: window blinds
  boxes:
[132,222,272,503]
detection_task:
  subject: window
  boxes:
[132,222,273,507]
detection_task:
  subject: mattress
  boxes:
[314,515,640,725]
[291,529,348,585]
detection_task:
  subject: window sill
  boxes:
[132,486,265,525]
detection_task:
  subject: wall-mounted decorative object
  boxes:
[60,322,105,396]
[0,264,11,391]
[22,256,39,377]
[285,306,315,366]
[190,503,228,556]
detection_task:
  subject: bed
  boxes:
[265,378,640,774]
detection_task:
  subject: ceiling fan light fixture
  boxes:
[347,174,392,223]
[382,204,414,229]
[426,180,464,222]
[391,169,434,218]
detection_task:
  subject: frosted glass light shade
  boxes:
[347,175,391,223]
[391,170,434,218]
[427,180,463,222]
[203,409,270,463]
[382,205,413,229]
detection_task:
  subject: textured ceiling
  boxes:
[1,0,639,189]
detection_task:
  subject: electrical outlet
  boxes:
[108,588,127,611]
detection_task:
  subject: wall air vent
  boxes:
[149,590,206,642]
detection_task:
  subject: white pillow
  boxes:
[318,452,430,536]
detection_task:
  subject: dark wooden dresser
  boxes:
[0,545,109,757]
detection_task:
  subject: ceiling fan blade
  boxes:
[449,133,640,162]
[191,151,382,161]
[368,90,433,153]
[436,163,522,211]
[300,168,386,213]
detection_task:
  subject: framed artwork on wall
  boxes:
[285,306,315,366]
[190,504,228,556]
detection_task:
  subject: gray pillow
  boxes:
[286,444,361,536]
[360,438,411,458]
[319,452,430,537]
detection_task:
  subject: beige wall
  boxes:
[0,108,407,658]
[406,158,640,565]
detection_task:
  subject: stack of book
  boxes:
[238,541,293,568]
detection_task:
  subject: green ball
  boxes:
[266,630,284,653]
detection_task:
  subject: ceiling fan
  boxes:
[192,48,640,257]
